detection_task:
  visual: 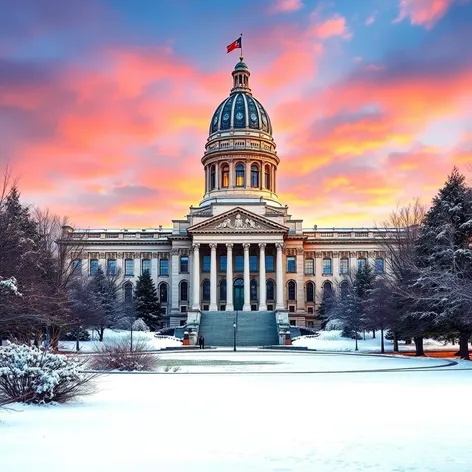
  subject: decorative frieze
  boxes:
[296,248,304,256]
[88,252,99,259]
[117,252,124,259]
[340,251,350,258]
[357,251,368,258]
[305,251,314,259]
[285,248,297,257]
[141,252,152,259]
[124,252,135,259]
[375,251,386,258]
[106,252,117,259]
[322,251,332,258]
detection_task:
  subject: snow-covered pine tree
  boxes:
[133,271,160,331]
[415,168,472,359]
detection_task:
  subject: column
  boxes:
[171,249,179,313]
[209,243,218,311]
[259,243,267,310]
[229,160,234,188]
[243,243,251,311]
[226,243,234,311]
[192,243,200,310]
[296,249,304,312]
[276,243,284,309]
[333,252,340,277]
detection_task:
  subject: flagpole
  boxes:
[240,33,243,59]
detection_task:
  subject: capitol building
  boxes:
[64,58,387,333]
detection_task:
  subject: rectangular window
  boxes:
[89,259,99,276]
[304,258,314,275]
[322,258,332,275]
[180,256,189,273]
[142,259,151,274]
[266,255,274,272]
[125,259,134,276]
[357,258,367,271]
[72,259,82,276]
[235,255,244,272]
[202,255,211,272]
[286,256,296,273]
[340,258,349,274]
[220,255,227,272]
[250,255,258,272]
[375,258,385,274]
[160,259,169,276]
[107,259,117,276]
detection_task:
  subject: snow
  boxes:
[1,351,472,471]
[293,330,465,352]
[58,329,182,352]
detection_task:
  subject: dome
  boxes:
[208,58,273,136]
[209,93,273,135]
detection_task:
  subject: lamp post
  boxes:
[233,321,237,352]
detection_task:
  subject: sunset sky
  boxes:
[1,0,472,229]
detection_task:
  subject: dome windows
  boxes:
[251,164,260,188]
[221,164,229,188]
[235,163,245,187]
[210,165,216,190]
[264,165,271,190]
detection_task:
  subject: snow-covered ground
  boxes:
[58,329,182,352]
[1,351,472,472]
[293,329,465,352]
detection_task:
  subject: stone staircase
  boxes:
[198,311,279,347]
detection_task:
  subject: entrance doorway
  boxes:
[234,278,244,310]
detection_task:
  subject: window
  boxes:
[340,258,349,274]
[305,258,314,275]
[235,255,244,272]
[287,256,296,273]
[323,281,333,298]
[202,280,210,300]
[264,165,271,190]
[210,165,216,190]
[124,282,133,303]
[250,255,258,272]
[251,164,259,187]
[235,163,245,187]
[306,282,315,303]
[266,255,274,272]
[222,164,229,188]
[357,258,367,271]
[340,281,349,299]
[72,258,82,276]
[219,279,227,301]
[159,283,168,303]
[375,258,385,274]
[180,306,187,313]
[288,281,296,301]
[89,259,99,276]
[220,255,227,272]
[250,279,257,301]
[180,281,188,301]
[202,255,211,272]
[142,259,151,274]
[107,259,117,276]
[267,280,275,300]
[125,259,134,276]
[160,259,169,276]
[322,258,332,275]
[289,307,295,314]
[180,256,189,273]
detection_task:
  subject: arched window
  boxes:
[306,282,315,303]
[264,165,271,190]
[210,165,216,190]
[288,281,296,301]
[180,281,188,301]
[323,281,333,299]
[235,163,245,187]
[251,164,259,188]
[202,280,210,301]
[221,164,229,188]
[250,279,257,301]
[267,279,275,300]
[159,283,168,304]
[124,282,133,303]
[340,281,349,299]
[220,279,227,301]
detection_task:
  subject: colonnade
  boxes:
[191,242,284,311]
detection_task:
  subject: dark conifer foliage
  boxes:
[133,271,161,331]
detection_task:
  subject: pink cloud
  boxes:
[310,14,351,39]
[271,0,304,13]
[394,0,456,29]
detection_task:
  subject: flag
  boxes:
[227,37,242,53]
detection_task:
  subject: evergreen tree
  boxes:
[414,168,472,359]
[133,271,160,331]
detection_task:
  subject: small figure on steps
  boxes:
[199,335,205,349]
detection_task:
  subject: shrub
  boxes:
[132,318,150,332]
[0,343,97,404]
[61,327,91,341]
[90,338,157,371]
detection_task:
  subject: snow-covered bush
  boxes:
[0,343,96,404]
[324,319,344,331]
[0,277,21,297]
[132,318,150,332]
[61,327,91,341]
[90,339,156,371]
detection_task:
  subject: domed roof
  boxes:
[209,92,273,135]
[208,59,272,136]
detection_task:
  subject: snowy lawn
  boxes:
[293,329,467,353]
[58,329,182,352]
[1,351,472,472]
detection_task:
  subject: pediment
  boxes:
[187,207,289,234]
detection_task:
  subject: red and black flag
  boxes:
[227,37,242,53]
